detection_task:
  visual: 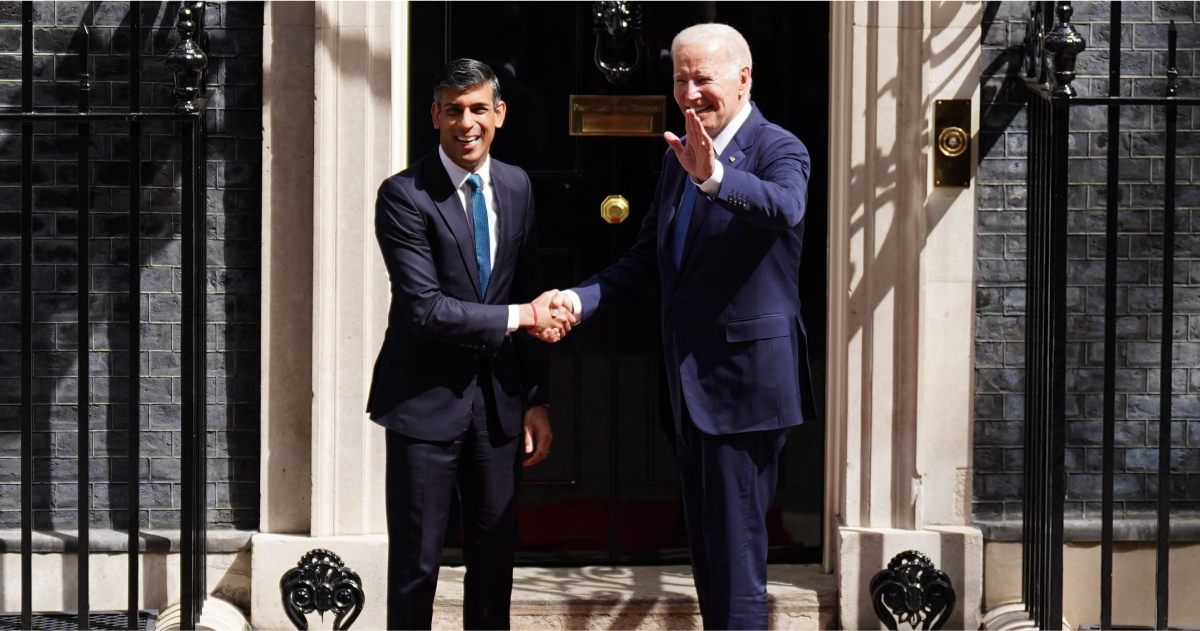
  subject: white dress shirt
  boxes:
[438,147,521,333]
[560,99,754,318]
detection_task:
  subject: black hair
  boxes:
[432,58,502,107]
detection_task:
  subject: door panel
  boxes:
[408,1,829,565]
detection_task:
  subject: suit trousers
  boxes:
[676,403,789,631]
[385,386,521,630]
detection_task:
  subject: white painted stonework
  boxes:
[252,1,988,629]
[155,597,251,631]
[826,2,984,628]
[0,551,249,614]
[251,534,835,631]
[981,602,1043,631]
[838,526,983,629]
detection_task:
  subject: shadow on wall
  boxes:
[978,2,1028,160]
[0,1,260,533]
[835,1,983,533]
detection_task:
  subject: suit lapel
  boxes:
[660,162,688,279]
[676,104,762,276]
[662,161,688,229]
[485,163,518,303]
[423,153,483,300]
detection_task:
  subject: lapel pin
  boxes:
[728,156,736,163]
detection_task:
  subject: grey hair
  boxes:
[670,23,753,92]
[432,58,502,107]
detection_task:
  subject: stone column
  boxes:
[827,2,983,628]
[914,0,983,533]
[260,0,407,538]
[309,0,395,539]
[260,0,315,537]
[253,2,406,628]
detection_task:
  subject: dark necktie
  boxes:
[467,173,491,294]
[671,181,698,268]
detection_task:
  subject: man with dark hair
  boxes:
[368,58,572,630]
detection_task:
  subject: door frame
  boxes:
[383,0,848,564]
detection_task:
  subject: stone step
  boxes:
[432,564,837,630]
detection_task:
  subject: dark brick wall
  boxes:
[977,2,1200,523]
[0,2,261,530]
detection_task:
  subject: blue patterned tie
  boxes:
[671,181,698,268]
[467,173,491,294]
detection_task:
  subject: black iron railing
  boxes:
[1021,2,1198,629]
[0,2,210,629]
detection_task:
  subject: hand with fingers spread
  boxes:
[520,289,576,342]
[522,405,553,467]
[663,107,718,183]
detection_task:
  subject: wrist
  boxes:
[519,304,535,328]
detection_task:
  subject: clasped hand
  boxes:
[521,290,575,343]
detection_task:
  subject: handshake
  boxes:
[517,290,576,343]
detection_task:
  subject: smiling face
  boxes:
[672,40,751,139]
[432,83,506,172]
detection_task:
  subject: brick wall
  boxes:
[0,1,261,530]
[977,1,1200,523]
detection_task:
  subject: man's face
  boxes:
[432,83,506,172]
[672,41,750,138]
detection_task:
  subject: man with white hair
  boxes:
[550,23,817,630]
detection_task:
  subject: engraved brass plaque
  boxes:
[569,95,666,137]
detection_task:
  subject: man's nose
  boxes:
[685,82,702,101]
[459,112,475,129]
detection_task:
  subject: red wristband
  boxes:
[531,304,538,328]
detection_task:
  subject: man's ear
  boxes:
[740,67,752,94]
[495,100,507,128]
[431,102,441,129]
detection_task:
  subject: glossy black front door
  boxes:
[408,1,829,565]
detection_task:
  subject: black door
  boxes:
[408,1,829,565]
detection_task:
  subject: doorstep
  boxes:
[431,564,837,630]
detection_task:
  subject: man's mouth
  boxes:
[692,105,713,114]
[456,135,481,151]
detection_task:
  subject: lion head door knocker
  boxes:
[870,551,957,631]
[592,1,645,85]
[280,549,365,630]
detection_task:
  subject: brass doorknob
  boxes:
[601,194,630,224]
[937,127,968,158]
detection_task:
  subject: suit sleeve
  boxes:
[375,177,509,348]
[510,173,550,407]
[570,151,670,321]
[708,133,810,230]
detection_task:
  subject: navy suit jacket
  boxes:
[367,149,548,442]
[573,103,817,435]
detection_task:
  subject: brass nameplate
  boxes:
[569,95,666,137]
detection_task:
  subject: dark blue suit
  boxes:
[369,149,547,630]
[573,103,817,629]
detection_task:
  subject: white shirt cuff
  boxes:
[506,304,521,334]
[695,161,724,196]
[560,290,583,320]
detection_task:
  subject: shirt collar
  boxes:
[438,145,491,191]
[710,100,753,158]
